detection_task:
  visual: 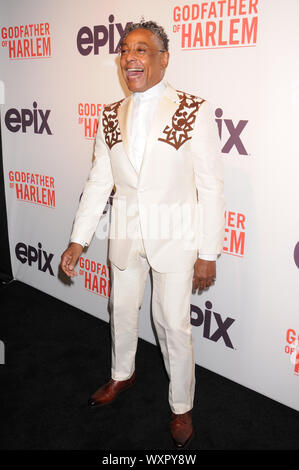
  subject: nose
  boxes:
[124,48,139,61]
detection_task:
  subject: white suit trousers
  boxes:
[109,222,195,414]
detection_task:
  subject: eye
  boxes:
[120,48,128,55]
[136,48,147,54]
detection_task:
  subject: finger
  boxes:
[61,255,77,277]
[192,276,200,293]
[61,255,72,272]
[207,277,216,286]
[201,279,214,290]
[61,256,69,269]
[63,266,77,277]
[65,252,76,267]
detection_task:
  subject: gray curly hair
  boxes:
[120,20,169,52]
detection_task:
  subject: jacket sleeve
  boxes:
[191,100,226,257]
[70,112,114,246]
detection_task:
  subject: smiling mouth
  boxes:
[126,68,144,78]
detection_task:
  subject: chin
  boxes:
[127,83,145,93]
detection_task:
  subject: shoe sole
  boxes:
[172,430,194,449]
[88,381,135,409]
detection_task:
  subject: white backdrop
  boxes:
[1,0,299,412]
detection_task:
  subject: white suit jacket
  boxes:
[71,83,225,273]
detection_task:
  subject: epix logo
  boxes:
[77,15,132,55]
[191,301,235,349]
[15,242,54,276]
[294,242,299,268]
[5,101,52,135]
[215,108,248,156]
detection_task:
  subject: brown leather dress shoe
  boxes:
[170,410,194,448]
[88,372,136,407]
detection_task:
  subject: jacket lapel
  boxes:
[117,83,180,181]
[117,96,138,175]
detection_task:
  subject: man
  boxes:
[61,20,225,449]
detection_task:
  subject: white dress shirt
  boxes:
[130,80,166,173]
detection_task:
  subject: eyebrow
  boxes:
[121,41,150,47]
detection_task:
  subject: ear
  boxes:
[161,51,169,70]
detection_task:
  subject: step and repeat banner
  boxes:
[1,0,299,412]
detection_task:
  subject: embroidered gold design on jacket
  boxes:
[102,100,124,149]
[158,92,204,150]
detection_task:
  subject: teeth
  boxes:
[127,68,143,72]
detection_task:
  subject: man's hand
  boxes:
[192,259,216,293]
[60,242,83,278]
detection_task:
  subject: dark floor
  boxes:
[0,280,298,452]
